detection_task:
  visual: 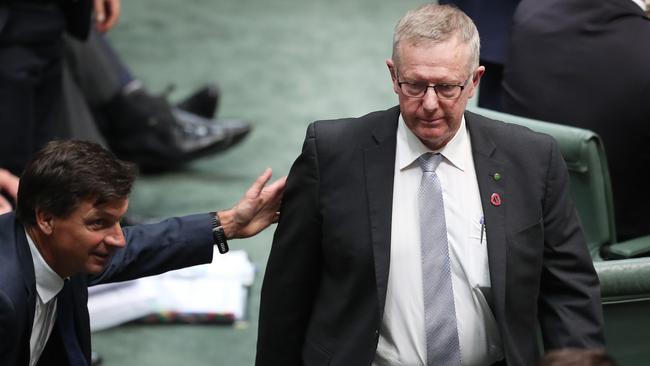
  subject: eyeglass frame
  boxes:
[394,67,472,100]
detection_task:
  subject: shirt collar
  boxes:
[396,114,470,172]
[25,228,64,304]
[631,0,645,11]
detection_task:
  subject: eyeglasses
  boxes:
[396,69,470,100]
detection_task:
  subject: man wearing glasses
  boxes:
[256,4,605,366]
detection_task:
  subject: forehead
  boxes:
[397,38,470,81]
[63,198,129,220]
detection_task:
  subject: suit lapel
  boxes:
[71,276,92,360]
[363,107,399,319]
[466,112,508,321]
[15,219,37,361]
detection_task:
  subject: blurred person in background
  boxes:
[0,0,120,176]
[502,0,650,241]
[61,27,252,172]
[438,0,521,111]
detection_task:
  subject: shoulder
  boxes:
[466,110,556,150]
[0,289,20,360]
[0,214,24,290]
[0,229,24,348]
[307,106,399,145]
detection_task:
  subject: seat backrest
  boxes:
[468,107,617,259]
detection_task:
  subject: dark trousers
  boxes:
[0,1,66,175]
[59,27,125,146]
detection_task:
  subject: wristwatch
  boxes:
[211,212,229,254]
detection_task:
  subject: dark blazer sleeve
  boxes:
[0,291,18,364]
[537,138,605,349]
[256,123,322,366]
[88,213,215,285]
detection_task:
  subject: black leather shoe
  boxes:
[96,87,251,172]
[176,83,220,119]
[172,107,251,153]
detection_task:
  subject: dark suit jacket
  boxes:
[502,0,650,241]
[439,0,521,65]
[0,212,214,366]
[60,0,93,40]
[256,107,605,366]
[0,0,92,40]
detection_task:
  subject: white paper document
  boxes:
[88,249,255,331]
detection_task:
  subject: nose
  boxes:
[421,87,440,112]
[104,222,126,248]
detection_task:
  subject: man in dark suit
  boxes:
[0,140,285,366]
[256,4,604,366]
[438,0,521,111]
[0,0,117,175]
[502,0,650,242]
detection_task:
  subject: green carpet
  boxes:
[92,0,424,365]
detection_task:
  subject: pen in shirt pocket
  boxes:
[480,216,486,244]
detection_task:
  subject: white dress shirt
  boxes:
[26,229,64,366]
[373,115,503,366]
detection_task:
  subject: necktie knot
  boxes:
[418,153,442,173]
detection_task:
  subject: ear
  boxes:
[386,59,400,95]
[35,208,55,235]
[467,65,486,99]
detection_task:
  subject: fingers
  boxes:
[246,168,273,199]
[94,0,106,27]
[94,0,121,33]
[268,176,288,192]
[0,169,19,199]
[261,176,287,201]
[104,0,121,30]
[0,195,12,215]
[227,171,284,237]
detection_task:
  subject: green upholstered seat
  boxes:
[468,107,617,259]
[469,107,650,365]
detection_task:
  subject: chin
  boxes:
[84,262,107,274]
[416,128,449,140]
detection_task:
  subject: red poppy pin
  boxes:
[490,193,502,207]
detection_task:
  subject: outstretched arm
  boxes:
[90,169,286,284]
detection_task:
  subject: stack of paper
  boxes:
[88,249,255,331]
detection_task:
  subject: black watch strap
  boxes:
[211,213,229,254]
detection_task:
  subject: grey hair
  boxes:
[392,3,480,73]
